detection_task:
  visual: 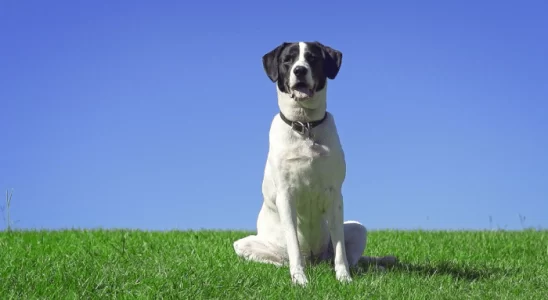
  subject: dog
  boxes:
[234,41,396,286]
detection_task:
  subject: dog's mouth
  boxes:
[290,82,314,100]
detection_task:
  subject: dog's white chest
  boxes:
[269,115,345,190]
[279,136,342,205]
[286,138,331,161]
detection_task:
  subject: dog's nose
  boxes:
[293,66,308,77]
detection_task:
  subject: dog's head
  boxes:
[262,41,343,102]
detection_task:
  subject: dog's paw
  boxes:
[336,272,353,283]
[291,272,308,286]
[335,267,353,283]
[233,240,250,259]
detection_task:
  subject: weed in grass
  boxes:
[1,189,14,231]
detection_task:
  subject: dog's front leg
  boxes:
[276,191,308,286]
[328,190,352,283]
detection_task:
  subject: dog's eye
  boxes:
[308,55,318,63]
[282,56,292,65]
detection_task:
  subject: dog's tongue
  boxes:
[295,85,313,97]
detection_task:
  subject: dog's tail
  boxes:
[358,255,399,270]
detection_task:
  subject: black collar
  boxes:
[279,111,328,135]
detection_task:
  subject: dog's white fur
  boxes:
[289,42,315,99]
[234,42,395,286]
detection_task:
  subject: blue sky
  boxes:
[1,1,547,231]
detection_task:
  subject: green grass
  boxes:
[1,229,546,299]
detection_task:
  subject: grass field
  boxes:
[1,229,546,299]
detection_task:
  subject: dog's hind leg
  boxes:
[233,235,287,266]
[341,220,368,267]
[342,221,398,269]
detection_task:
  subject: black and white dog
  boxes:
[234,41,396,286]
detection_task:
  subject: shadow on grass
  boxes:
[354,260,514,281]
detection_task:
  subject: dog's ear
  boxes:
[262,42,288,82]
[316,42,343,80]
